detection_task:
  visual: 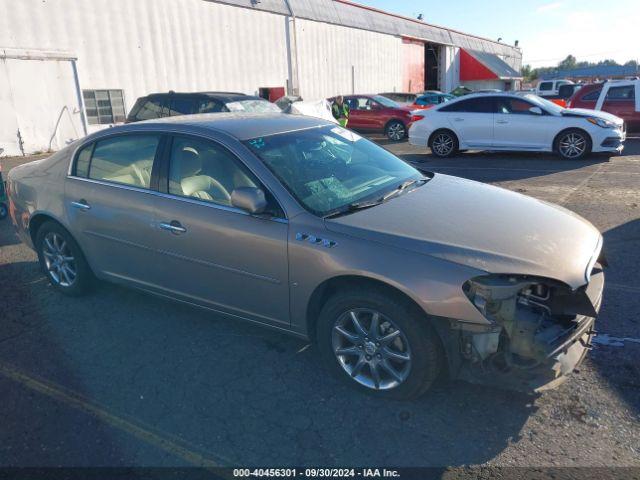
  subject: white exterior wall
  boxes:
[0,0,290,152]
[294,18,402,99]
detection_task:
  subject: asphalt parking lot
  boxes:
[0,137,639,468]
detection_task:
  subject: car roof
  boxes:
[121,112,332,141]
[144,92,258,102]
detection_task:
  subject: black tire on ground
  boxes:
[35,221,94,296]
[316,287,443,400]
[0,202,7,220]
[554,128,592,160]
[429,129,459,158]
[385,120,406,141]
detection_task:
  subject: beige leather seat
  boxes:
[171,147,231,203]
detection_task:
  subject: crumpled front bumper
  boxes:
[457,269,604,392]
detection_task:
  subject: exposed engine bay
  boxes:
[456,265,604,388]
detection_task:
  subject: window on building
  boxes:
[83,90,126,125]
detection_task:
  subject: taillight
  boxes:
[409,114,424,122]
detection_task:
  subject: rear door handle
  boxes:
[159,221,187,234]
[71,200,91,211]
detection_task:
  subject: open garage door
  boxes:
[0,49,86,156]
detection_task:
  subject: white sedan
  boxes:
[408,92,625,159]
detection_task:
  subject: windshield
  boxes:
[523,93,565,114]
[372,95,400,108]
[225,99,282,113]
[244,126,422,217]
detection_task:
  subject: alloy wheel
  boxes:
[387,123,406,141]
[42,232,77,287]
[432,133,454,156]
[332,308,412,390]
[559,132,586,158]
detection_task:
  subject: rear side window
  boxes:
[74,144,93,177]
[581,89,601,101]
[74,135,161,189]
[605,86,635,101]
[440,97,494,113]
[539,82,553,91]
[168,97,198,116]
[197,100,224,113]
[132,97,166,121]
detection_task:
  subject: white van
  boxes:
[536,79,574,97]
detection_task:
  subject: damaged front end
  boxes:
[453,263,605,391]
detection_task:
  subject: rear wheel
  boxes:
[35,221,93,296]
[430,130,459,158]
[555,129,591,160]
[0,202,7,220]
[385,120,406,141]
[316,288,443,399]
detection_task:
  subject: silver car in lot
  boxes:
[7,113,605,398]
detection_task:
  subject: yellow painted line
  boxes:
[0,363,231,472]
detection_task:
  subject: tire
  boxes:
[35,221,93,296]
[385,120,406,141]
[429,129,459,158]
[0,202,7,220]
[316,287,443,400]
[555,129,592,160]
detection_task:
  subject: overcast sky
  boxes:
[356,0,639,68]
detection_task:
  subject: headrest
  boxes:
[179,147,201,177]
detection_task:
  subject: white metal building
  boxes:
[0,0,522,156]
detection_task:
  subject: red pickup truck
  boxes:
[568,80,639,132]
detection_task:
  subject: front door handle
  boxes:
[496,120,509,124]
[453,117,464,122]
[71,200,91,211]
[159,221,187,234]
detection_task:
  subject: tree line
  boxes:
[522,55,639,81]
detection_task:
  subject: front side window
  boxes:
[83,90,126,125]
[496,98,535,115]
[244,126,421,217]
[581,89,602,101]
[168,136,259,207]
[86,135,160,188]
[605,86,635,101]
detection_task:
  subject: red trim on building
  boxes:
[459,49,498,81]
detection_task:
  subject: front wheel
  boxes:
[555,129,591,160]
[0,202,7,220]
[316,288,443,399]
[385,121,406,141]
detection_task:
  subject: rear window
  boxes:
[605,86,635,101]
[539,82,553,91]
[440,97,494,113]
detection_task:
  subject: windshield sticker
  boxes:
[331,127,362,143]
[248,138,266,149]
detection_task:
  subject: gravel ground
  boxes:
[0,137,638,469]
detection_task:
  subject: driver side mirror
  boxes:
[529,106,543,115]
[231,187,267,215]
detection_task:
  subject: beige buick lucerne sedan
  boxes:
[7,113,605,398]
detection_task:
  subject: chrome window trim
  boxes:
[65,175,288,224]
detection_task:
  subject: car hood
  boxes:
[563,108,624,125]
[325,174,602,289]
